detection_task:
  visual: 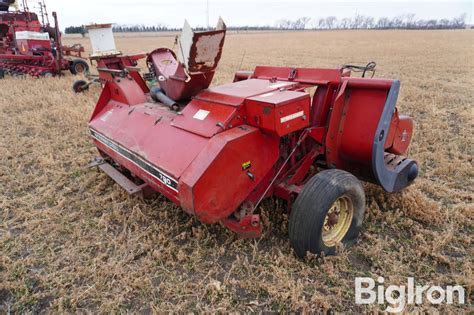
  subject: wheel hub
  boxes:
[327,212,339,226]
[322,196,354,247]
[76,64,85,73]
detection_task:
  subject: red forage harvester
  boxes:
[84,19,418,257]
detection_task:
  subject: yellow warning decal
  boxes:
[242,161,252,171]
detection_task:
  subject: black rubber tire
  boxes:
[70,59,89,75]
[289,169,366,258]
[0,69,4,79]
[72,80,89,93]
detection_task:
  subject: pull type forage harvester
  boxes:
[80,20,418,257]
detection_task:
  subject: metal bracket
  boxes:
[222,215,262,239]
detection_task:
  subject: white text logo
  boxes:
[355,277,465,313]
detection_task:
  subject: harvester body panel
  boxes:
[179,126,279,223]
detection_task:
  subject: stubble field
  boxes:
[1,30,473,312]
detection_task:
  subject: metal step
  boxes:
[89,158,156,199]
[98,162,145,195]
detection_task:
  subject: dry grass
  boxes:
[1,30,473,312]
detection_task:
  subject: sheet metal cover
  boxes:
[247,89,309,105]
[196,79,298,106]
[177,18,226,74]
[89,102,209,179]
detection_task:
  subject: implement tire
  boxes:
[70,59,89,75]
[72,80,89,93]
[289,169,366,258]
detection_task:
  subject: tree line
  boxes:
[276,13,468,30]
[65,13,469,34]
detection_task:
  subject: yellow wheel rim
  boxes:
[322,196,354,247]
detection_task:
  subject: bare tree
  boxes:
[391,15,404,28]
[297,17,311,29]
[376,17,390,29]
[325,16,337,29]
[439,19,450,29]
[362,16,374,29]
[351,14,365,29]
[406,13,416,29]
[426,19,438,29]
[275,19,291,29]
[317,18,326,29]
[452,13,467,28]
[339,18,352,29]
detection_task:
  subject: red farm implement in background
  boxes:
[81,20,418,257]
[0,0,88,78]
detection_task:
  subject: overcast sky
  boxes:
[31,0,473,28]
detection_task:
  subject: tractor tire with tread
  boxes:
[72,80,89,93]
[289,169,366,258]
[70,59,89,75]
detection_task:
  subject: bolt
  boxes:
[379,130,385,141]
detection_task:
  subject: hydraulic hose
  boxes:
[150,86,180,111]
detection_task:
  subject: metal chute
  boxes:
[177,17,226,74]
[147,18,227,101]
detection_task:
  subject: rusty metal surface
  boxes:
[146,19,226,101]
[183,29,226,73]
[177,18,226,74]
[147,48,215,101]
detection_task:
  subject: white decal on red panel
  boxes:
[193,109,210,120]
[280,111,305,123]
